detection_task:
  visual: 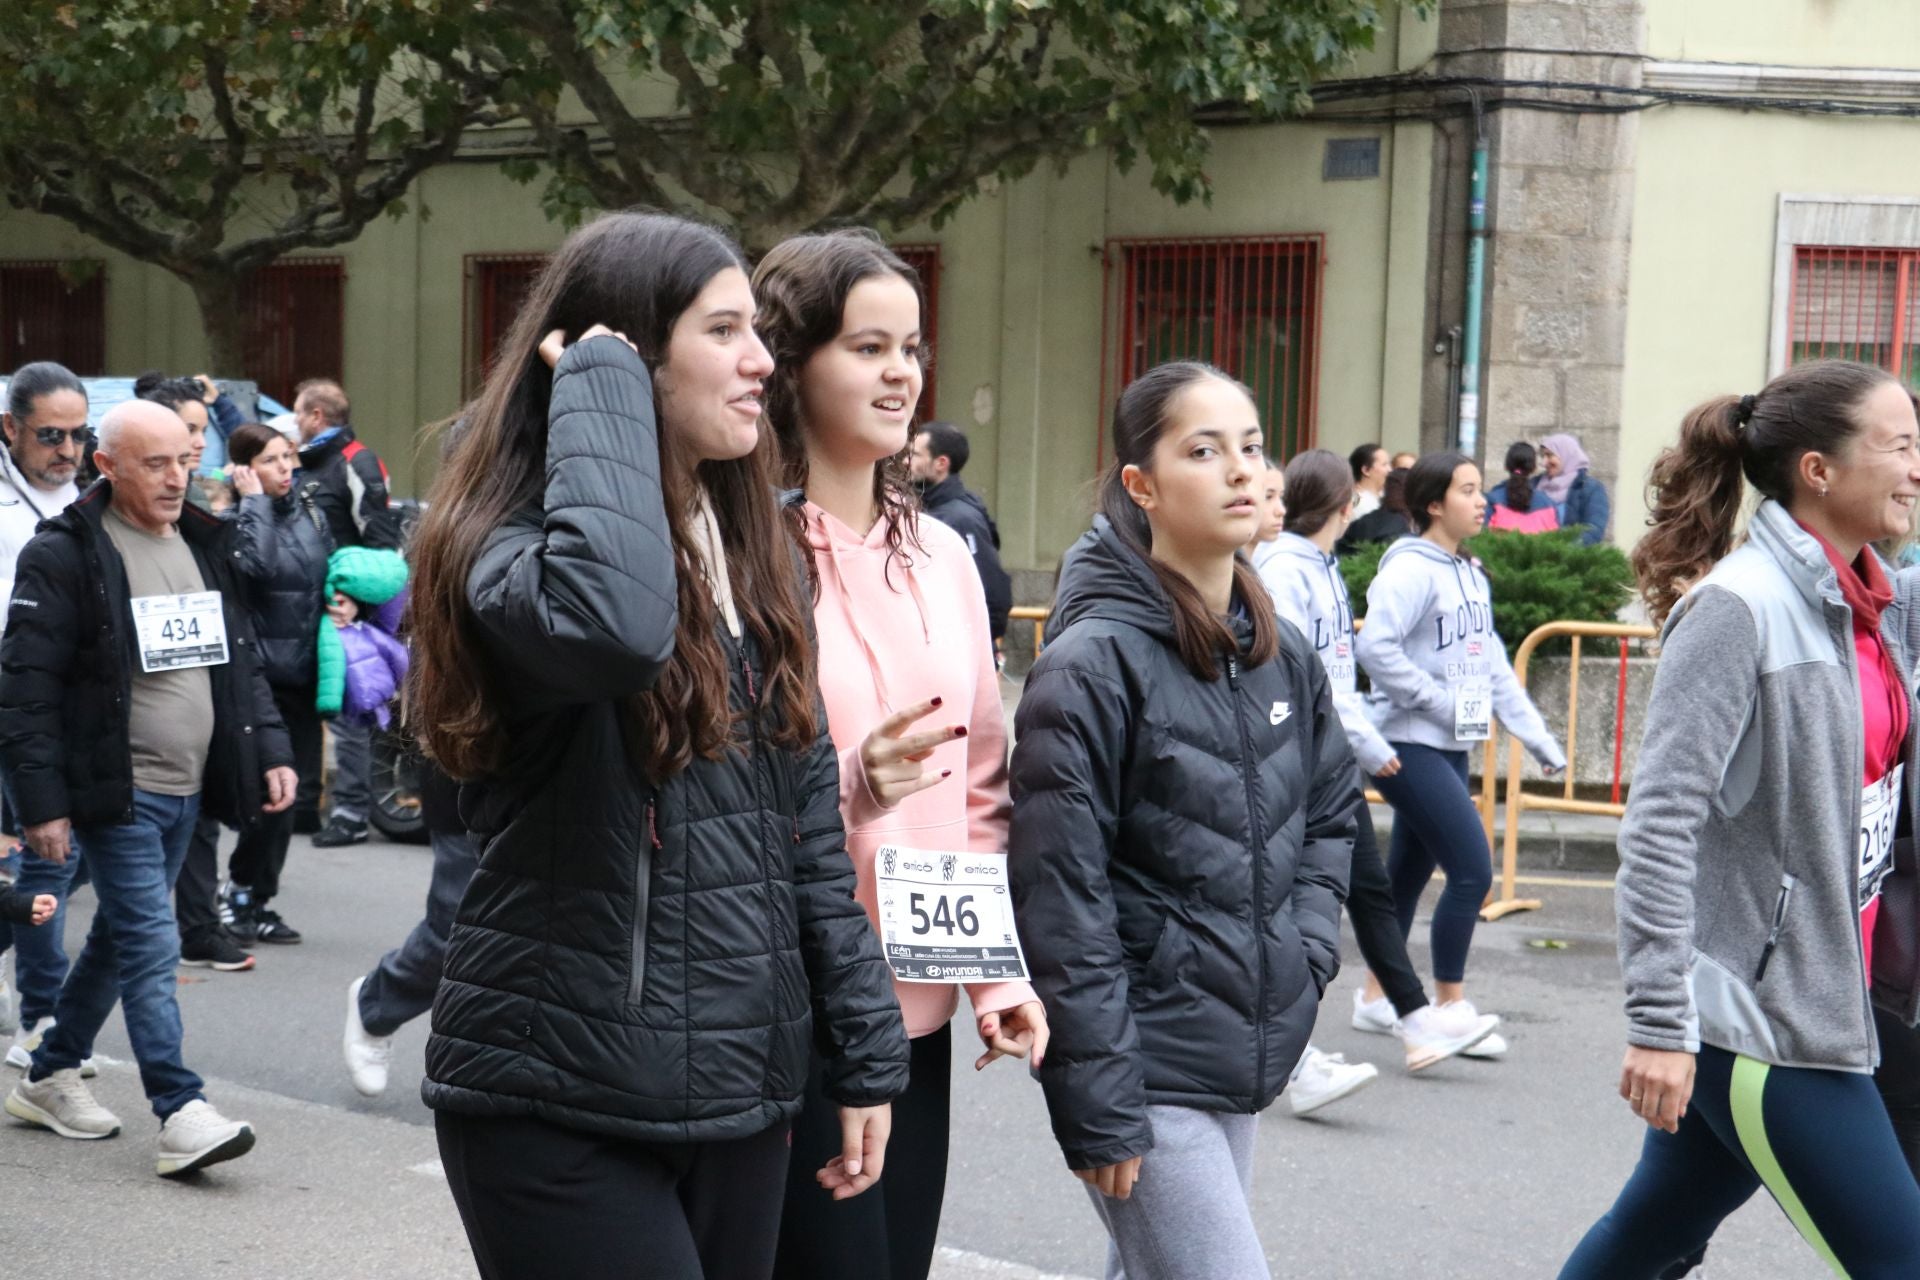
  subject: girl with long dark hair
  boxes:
[1010,362,1359,1278]
[1560,361,1920,1278]
[754,229,1046,1280]
[406,211,908,1280]
[1486,441,1558,533]
[1353,452,1566,1055]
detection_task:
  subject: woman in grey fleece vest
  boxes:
[1561,361,1920,1280]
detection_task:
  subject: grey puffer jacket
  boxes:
[422,336,909,1143]
[1009,517,1359,1170]
[1619,501,1920,1073]
[231,488,333,689]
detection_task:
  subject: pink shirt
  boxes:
[805,502,1035,1038]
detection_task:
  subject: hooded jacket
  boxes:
[1254,533,1396,775]
[231,486,333,689]
[802,501,1035,1039]
[0,483,293,830]
[422,336,908,1142]
[1355,537,1565,769]
[918,475,1013,641]
[1622,502,1920,1072]
[296,426,401,551]
[315,546,408,718]
[1008,517,1359,1170]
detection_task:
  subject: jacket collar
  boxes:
[54,478,226,551]
[1746,500,1845,613]
[297,425,356,468]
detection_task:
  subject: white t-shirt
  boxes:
[0,453,79,607]
[1351,488,1382,519]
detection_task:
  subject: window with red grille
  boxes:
[893,243,941,421]
[0,261,107,375]
[1103,236,1323,464]
[463,254,549,398]
[1790,246,1920,391]
[240,258,345,406]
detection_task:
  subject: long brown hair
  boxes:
[407,211,817,780]
[1099,361,1278,681]
[752,229,926,573]
[1633,359,1899,625]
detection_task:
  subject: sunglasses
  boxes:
[31,427,93,448]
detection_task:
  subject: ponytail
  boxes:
[1632,359,1897,626]
[1501,442,1537,513]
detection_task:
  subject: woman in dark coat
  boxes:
[405,211,908,1280]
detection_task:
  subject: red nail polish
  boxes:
[953,726,968,738]
[931,696,944,707]
[941,769,953,778]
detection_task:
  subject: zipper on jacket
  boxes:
[1754,873,1795,983]
[1224,651,1270,1101]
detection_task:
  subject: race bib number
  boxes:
[1454,680,1491,741]
[1860,765,1903,908]
[131,592,228,673]
[875,845,1029,984]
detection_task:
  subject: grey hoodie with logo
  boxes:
[1255,533,1396,775]
[1353,537,1566,770]
[1620,501,1920,1072]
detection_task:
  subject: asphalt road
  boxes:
[0,830,1824,1280]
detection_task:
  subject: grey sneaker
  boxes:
[5,1068,121,1138]
[6,1020,98,1077]
[156,1099,255,1177]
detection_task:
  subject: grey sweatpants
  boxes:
[328,717,372,825]
[1085,1104,1268,1280]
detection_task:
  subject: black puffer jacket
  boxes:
[231,488,333,689]
[0,485,293,830]
[422,337,909,1143]
[1008,517,1359,1170]
[920,475,1013,641]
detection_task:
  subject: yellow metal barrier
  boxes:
[1009,605,1051,655]
[1480,620,1656,922]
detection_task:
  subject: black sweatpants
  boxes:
[1348,804,1429,1019]
[774,1021,952,1280]
[229,683,322,902]
[436,1110,791,1280]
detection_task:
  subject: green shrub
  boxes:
[1342,529,1634,658]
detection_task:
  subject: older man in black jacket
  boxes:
[0,400,294,1178]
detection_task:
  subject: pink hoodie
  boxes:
[805,500,1036,1038]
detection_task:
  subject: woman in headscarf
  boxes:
[1537,433,1610,546]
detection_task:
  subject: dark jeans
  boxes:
[774,1022,952,1280]
[5,845,88,1030]
[1373,742,1489,984]
[359,829,479,1036]
[1348,804,1429,1019]
[1558,1045,1920,1279]
[436,1110,791,1280]
[230,682,323,901]
[31,788,206,1120]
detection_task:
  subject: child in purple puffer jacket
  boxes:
[316,547,409,729]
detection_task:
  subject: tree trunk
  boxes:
[185,269,250,379]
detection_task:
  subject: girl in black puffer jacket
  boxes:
[1009,362,1360,1279]
[406,213,908,1280]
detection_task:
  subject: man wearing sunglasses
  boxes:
[0,363,91,1080]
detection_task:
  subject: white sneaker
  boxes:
[1287,1045,1379,1116]
[1398,1002,1500,1071]
[5,1068,121,1138]
[5,1020,97,1077]
[1351,989,1398,1035]
[343,976,392,1097]
[1461,1030,1509,1059]
[156,1099,255,1177]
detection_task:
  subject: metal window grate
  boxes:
[893,243,942,422]
[241,258,345,406]
[1789,245,1919,390]
[1324,138,1382,182]
[462,254,549,398]
[1100,235,1324,468]
[0,261,107,375]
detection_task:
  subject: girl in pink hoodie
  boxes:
[756,229,1048,1279]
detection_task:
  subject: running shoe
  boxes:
[343,977,392,1097]
[1398,1001,1500,1071]
[6,1020,97,1077]
[1287,1045,1379,1116]
[179,929,256,972]
[251,908,302,945]
[156,1099,255,1177]
[5,1068,121,1139]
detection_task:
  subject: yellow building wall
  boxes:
[1617,108,1920,546]
[1648,0,1920,66]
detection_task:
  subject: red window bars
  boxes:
[0,261,107,375]
[241,258,345,406]
[892,244,942,421]
[1101,235,1324,468]
[463,254,549,399]
[1790,246,1920,391]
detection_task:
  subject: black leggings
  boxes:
[1874,1002,1920,1184]
[436,1110,791,1280]
[774,1021,952,1280]
[1348,805,1429,1019]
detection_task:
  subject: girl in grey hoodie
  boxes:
[1354,452,1566,1052]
